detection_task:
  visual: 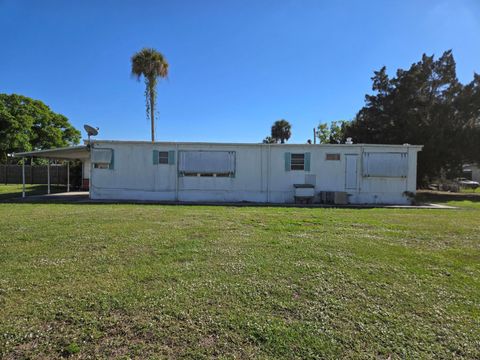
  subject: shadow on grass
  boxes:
[416,190,480,204]
[0,185,68,201]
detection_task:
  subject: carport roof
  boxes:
[14,145,90,160]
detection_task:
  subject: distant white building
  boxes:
[471,164,480,183]
[462,163,480,183]
[17,140,422,205]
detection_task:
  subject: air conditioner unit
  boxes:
[319,191,348,205]
[319,191,335,204]
[334,191,348,205]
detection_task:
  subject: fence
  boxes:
[0,164,68,185]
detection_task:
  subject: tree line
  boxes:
[0,94,80,163]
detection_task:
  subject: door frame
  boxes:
[345,154,359,190]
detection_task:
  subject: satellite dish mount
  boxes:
[84,124,99,147]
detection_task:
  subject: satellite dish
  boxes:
[84,124,99,147]
[84,124,99,137]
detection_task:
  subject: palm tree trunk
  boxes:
[150,87,155,142]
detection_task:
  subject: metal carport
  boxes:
[13,146,89,198]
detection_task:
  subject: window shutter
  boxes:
[153,150,159,165]
[179,151,235,174]
[304,152,311,171]
[91,148,113,163]
[362,152,408,177]
[168,150,175,165]
[109,150,114,169]
[285,152,291,171]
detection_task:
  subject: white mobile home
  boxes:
[79,140,421,204]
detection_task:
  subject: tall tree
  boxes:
[131,48,169,142]
[271,119,291,144]
[344,50,480,184]
[0,94,81,163]
[455,73,480,165]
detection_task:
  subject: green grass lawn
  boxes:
[460,187,480,194]
[0,184,67,200]
[1,202,479,359]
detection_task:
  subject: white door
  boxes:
[345,154,358,189]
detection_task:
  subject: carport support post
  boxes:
[22,158,26,198]
[47,160,51,194]
[67,161,70,192]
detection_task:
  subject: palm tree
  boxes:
[131,48,169,142]
[271,119,291,144]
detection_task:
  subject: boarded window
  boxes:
[179,151,235,177]
[91,148,114,169]
[326,153,340,161]
[362,152,408,177]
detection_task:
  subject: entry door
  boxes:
[345,154,358,189]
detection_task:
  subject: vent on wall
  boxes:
[326,153,340,161]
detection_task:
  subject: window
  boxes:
[326,153,340,161]
[362,152,408,177]
[158,151,169,164]
[153,150,175,165]
[179,151,235,177]
[285,152,311,171]
[91,148,113,170]
[291,153,305,170]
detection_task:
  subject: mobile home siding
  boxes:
[89,141,422,204]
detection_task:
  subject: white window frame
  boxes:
[290,153,305,171]
[158,151,169,164]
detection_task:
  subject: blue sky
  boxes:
[1,0,479,143]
